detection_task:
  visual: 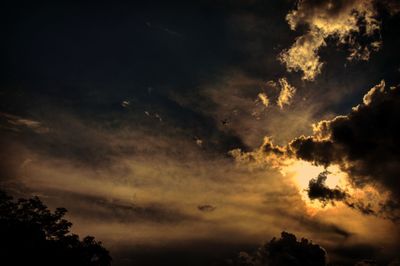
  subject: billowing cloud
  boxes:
[279,0,389,80]
[279,31,326,81]
[288,81,400,205]
[230,80,400,220]
[254,80,400,220]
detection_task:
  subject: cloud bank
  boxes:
[289,81,400,208]
[234,80,400,220]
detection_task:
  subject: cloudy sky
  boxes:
[1,0,400,265]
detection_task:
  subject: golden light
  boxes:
[280,160,349,212]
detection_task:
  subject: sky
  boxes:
[1,0,400,265]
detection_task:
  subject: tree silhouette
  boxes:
[0,190,111,266]
[235,232,326,266]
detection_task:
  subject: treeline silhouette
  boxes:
[0,190,111,266]
[233,231,326,266]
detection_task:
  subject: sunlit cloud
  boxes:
[277,77,296,109]
[231,80,400,222]
[2,1,400,264]
[257,92,270,108]
[279,0,386,80]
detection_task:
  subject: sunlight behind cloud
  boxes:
[280,161,348,211]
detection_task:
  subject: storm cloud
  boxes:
[231,80,400,220]
[289,81,400,207]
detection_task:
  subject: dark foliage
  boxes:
[234,232,326,266]
[0,190,111,266]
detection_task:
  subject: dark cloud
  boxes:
[270,208,352,240]
[42,190,197,224]
[305,171,389,219]
[197,204,216,212]
[0,104,247,172]
[288,82,400,217]
[345,201,376,217]
[307,170,348,206]
[288,214,351,239]
[241,81,400,220]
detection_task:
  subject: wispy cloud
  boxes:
[0,112,49,134]
[277,78,296,109]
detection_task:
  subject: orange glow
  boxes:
[281,160,348,211]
